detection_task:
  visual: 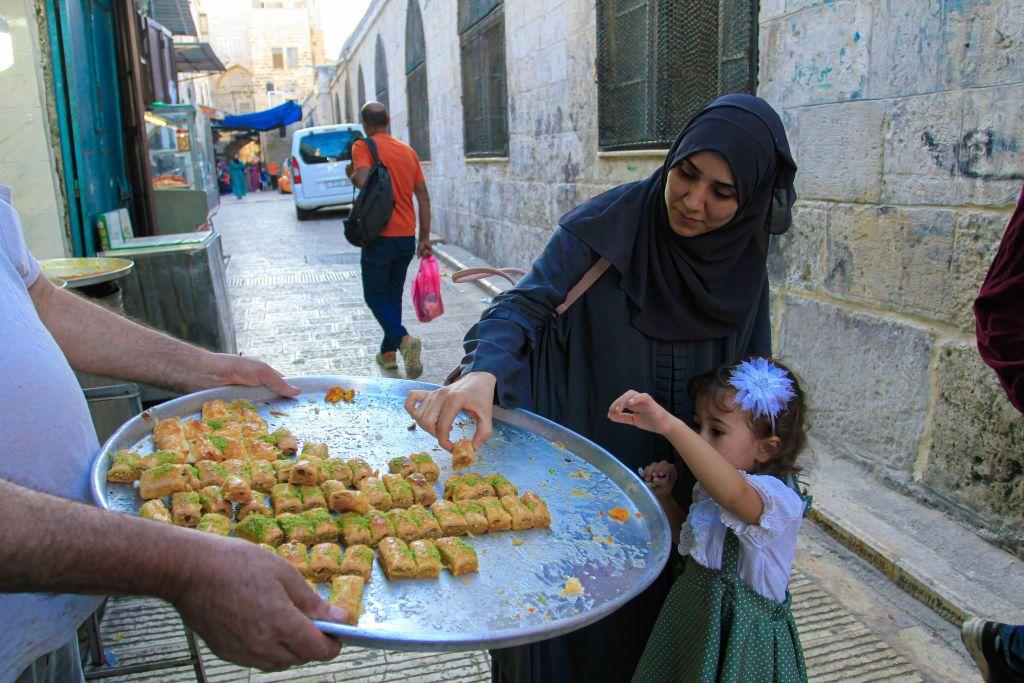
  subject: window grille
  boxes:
[271,47,284,70]
[375,36,389,110]
[406,0,430,159]
[596,0,757,151]
[357,67,366,110]
[459,1,507,157]
[345,78,353,121]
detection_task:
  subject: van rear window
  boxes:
[298,130,362,164]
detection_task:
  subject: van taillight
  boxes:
[291,156,301,184]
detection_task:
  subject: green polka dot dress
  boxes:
[632,531,807,683]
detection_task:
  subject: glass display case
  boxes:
[147,104,220,233]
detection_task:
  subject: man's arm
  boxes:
[28,276,298,396]
[0,478,342,671]
[414,181,432,257]
[351,167,370,189]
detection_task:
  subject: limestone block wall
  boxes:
[759,0,1024,554]
[0,0,69,258]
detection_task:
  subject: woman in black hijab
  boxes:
[406,94,797,683]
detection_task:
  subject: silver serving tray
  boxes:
[91,376,671,652]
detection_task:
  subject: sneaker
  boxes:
[399,335,423,379]
[375,351,398,370]
[962,617,1022,682]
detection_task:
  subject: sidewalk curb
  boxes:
[807,507,966,626]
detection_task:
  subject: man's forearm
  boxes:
[416,193,431,241]
[31,280,223,393]
[0,478,194,601]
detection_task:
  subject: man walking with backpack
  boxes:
[349,101,431,378]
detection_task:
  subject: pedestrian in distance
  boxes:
[229,154,247,199]
[350,101,432,379]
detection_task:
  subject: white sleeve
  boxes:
[720,473,805,548]
[0,197,41,288]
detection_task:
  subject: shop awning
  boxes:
[215,101,303,131]
[151,0,197,36]
[174,42,226,73]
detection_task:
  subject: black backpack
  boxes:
[343,136,394,247]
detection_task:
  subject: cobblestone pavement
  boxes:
[93,192,946,682]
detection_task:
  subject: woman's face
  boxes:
[663,151,739,237]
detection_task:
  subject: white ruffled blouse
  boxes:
[678,473,805,603]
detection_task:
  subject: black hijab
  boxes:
[561,94,797,341]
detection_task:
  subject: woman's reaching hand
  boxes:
[404,371,497,452]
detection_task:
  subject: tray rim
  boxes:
[90,375,672,652]
[39,257,135,288]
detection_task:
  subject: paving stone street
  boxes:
[93,192,975,682]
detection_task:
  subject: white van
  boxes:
[290,123,364,220]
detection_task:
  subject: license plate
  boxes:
[323,179,346,189]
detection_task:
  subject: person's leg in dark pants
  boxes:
[386,237,416,347]
[388,237,423,379]
[361,239,404,367]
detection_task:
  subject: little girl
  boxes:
[607,357,809,683]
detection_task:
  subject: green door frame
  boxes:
[45,0,85,256]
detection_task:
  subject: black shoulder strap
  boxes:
[357,136,382,165]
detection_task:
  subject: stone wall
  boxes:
[759,0,1023,554]
[202,0,322,115]
[0,0,69,258]
[330,0,1023,554]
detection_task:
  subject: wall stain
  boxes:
[921,129,1024,180]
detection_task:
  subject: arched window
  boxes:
[345,78,353,122]
[357,66,366,110]
[375,36,389,110]
[458,0,507,157]
[405,0,430,159]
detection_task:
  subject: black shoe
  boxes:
[962,617,1024,682]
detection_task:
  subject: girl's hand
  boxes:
[642,461,677,499]
[608,391,678,435]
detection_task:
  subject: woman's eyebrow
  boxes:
[685,159,736,191]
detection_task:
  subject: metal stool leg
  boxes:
[87,611,105,667]
[183,627,208,683]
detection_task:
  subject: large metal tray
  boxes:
[91,376,671,652]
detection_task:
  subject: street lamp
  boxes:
[0,15,14,72]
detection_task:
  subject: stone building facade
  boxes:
[200,0,325,115]
[331,0,1022,555]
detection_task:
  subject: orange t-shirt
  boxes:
[268,162,279,175]
[352,133,425,238]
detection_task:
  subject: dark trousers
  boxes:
[361,236,415,353]
[1006,624,1024,673]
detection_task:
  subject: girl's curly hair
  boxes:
[687,358,807,479]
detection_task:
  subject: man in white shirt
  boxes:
[0,185,344,681]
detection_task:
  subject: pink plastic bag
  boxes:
[412,254,445,322]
